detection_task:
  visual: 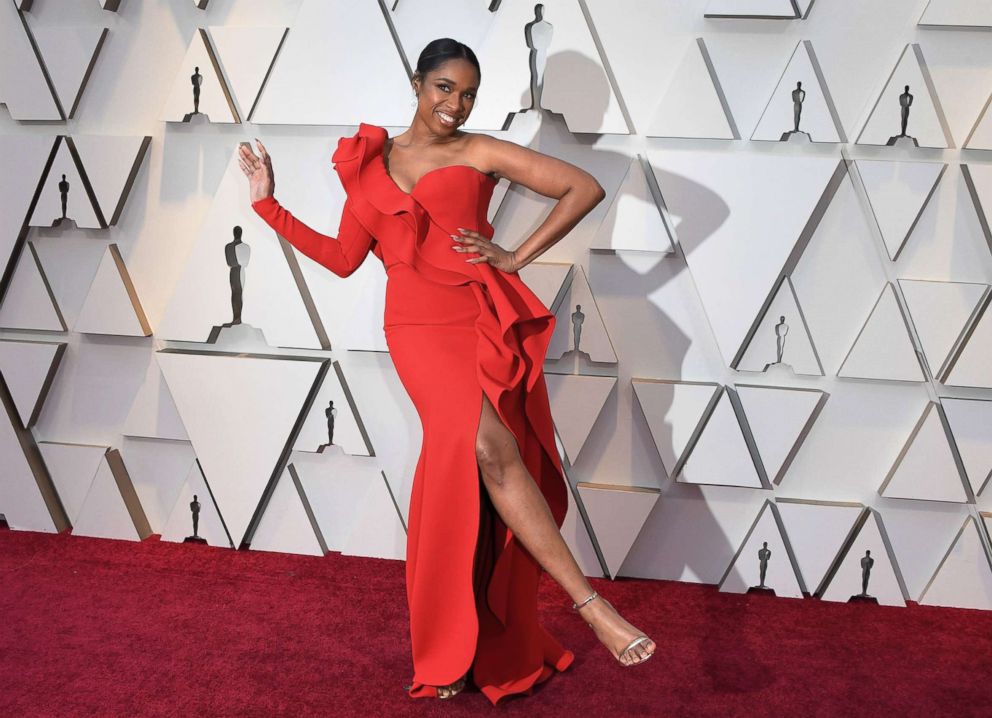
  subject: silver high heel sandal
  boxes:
[572,591,654,666]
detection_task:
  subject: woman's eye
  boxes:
[438,84,450,92]
[465,94,475,100]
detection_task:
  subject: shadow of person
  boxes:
[492,39,770,694]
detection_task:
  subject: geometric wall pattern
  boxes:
[4,0,992,616]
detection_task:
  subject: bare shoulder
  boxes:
[465,132,538,178]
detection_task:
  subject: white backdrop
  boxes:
[2,0,992,612]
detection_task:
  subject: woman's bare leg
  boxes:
[473,391,656,666]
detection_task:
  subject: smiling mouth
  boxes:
[435,110,460,127]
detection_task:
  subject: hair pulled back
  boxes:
[413,38,481,83]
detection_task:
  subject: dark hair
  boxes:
[414,38,481,83]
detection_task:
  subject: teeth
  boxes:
[437,111,457,124]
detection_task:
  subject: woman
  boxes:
[239,37,655,704]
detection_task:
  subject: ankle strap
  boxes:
[572,591,599,611]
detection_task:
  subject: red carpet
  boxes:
[1,527,991,717]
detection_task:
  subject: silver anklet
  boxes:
[572,590,599,611]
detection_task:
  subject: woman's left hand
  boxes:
[451,228,519,273]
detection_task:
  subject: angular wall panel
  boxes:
[29,137,102,229]
[752,40,844,143]
[965,94,992,150]
[919,516,992,611]
[899,278,987,380]
[705,0,814,19]
[631,378,720,480]
[679,389,764,489]
[576,482,659,578]
[208,26,287,122]
[856,43,953,149]
[878,402,970,503]
[945,298,992,388]
[71,135,151,227]
[160,460,231,547]
[464,0,628,134]
[855,160,946,261]
[776,499,866,595]
[590,156,674,254]
[160,29,238,123]
[546,264,617,363]
[31,26,107,119]
[545,373,616,465]
[919,0,992,28]
[252,0,409,127]
[155,349,325,548]
[0,1,61,120]
[819,509,906,606]
[737,276,823,376]
[0,339,65,429]
[646,38,737,140]
[73,244,152,337]
[837,283,925,382]
[0,243,67,332]
[649,149,844,366]
[719,500,804,597]
[943,398,992,496]
[735,384,827,486]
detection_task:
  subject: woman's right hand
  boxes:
[239,139,275,203]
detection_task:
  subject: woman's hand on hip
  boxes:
[452,228,519,273]
[239,139,275,202]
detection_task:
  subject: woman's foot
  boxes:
[576,594,656,665]
[436,672,468,699]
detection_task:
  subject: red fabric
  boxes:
[4,529,992,717]
[252,123,573,704]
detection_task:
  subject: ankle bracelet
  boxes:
[572,590,599,611]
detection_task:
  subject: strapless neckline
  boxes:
[376,130,498,198]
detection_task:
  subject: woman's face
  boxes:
[414,58,480,133]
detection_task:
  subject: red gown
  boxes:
[252,122,574,705]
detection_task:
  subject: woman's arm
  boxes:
[455,133,605,270]
[252,195,376,278]
[240,139,375,278]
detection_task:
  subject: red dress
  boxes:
[252,122,574,705]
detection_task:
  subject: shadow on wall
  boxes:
[497,26,761,688]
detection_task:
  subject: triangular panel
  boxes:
[631,378,720,479]
[856,160,945,261]
[74,244,151,337]
[735,384,826,485]
[576,482,659,578]
[679,389,763,488]
[591,157,674,254]
[646,38,737,140]
[899,278,987,379]
[942,398,992,496]
[752,40,844,143]
[31,26,106,118]
[156,349,324,547]
[919,516,992,610]
[719,500,804,597]
[545,374,616,465]
[160,29,238,123]
[879,402,969,503]
[776,499,866,595]
[856,43,953,149]
[208,26,287,121]
[737,276,823,375]
[0,339,64,429]
[819,510,906,606]
[838,283,925,382]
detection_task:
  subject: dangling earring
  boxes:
[411,92,419,107]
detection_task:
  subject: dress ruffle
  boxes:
[332,123,573,703]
